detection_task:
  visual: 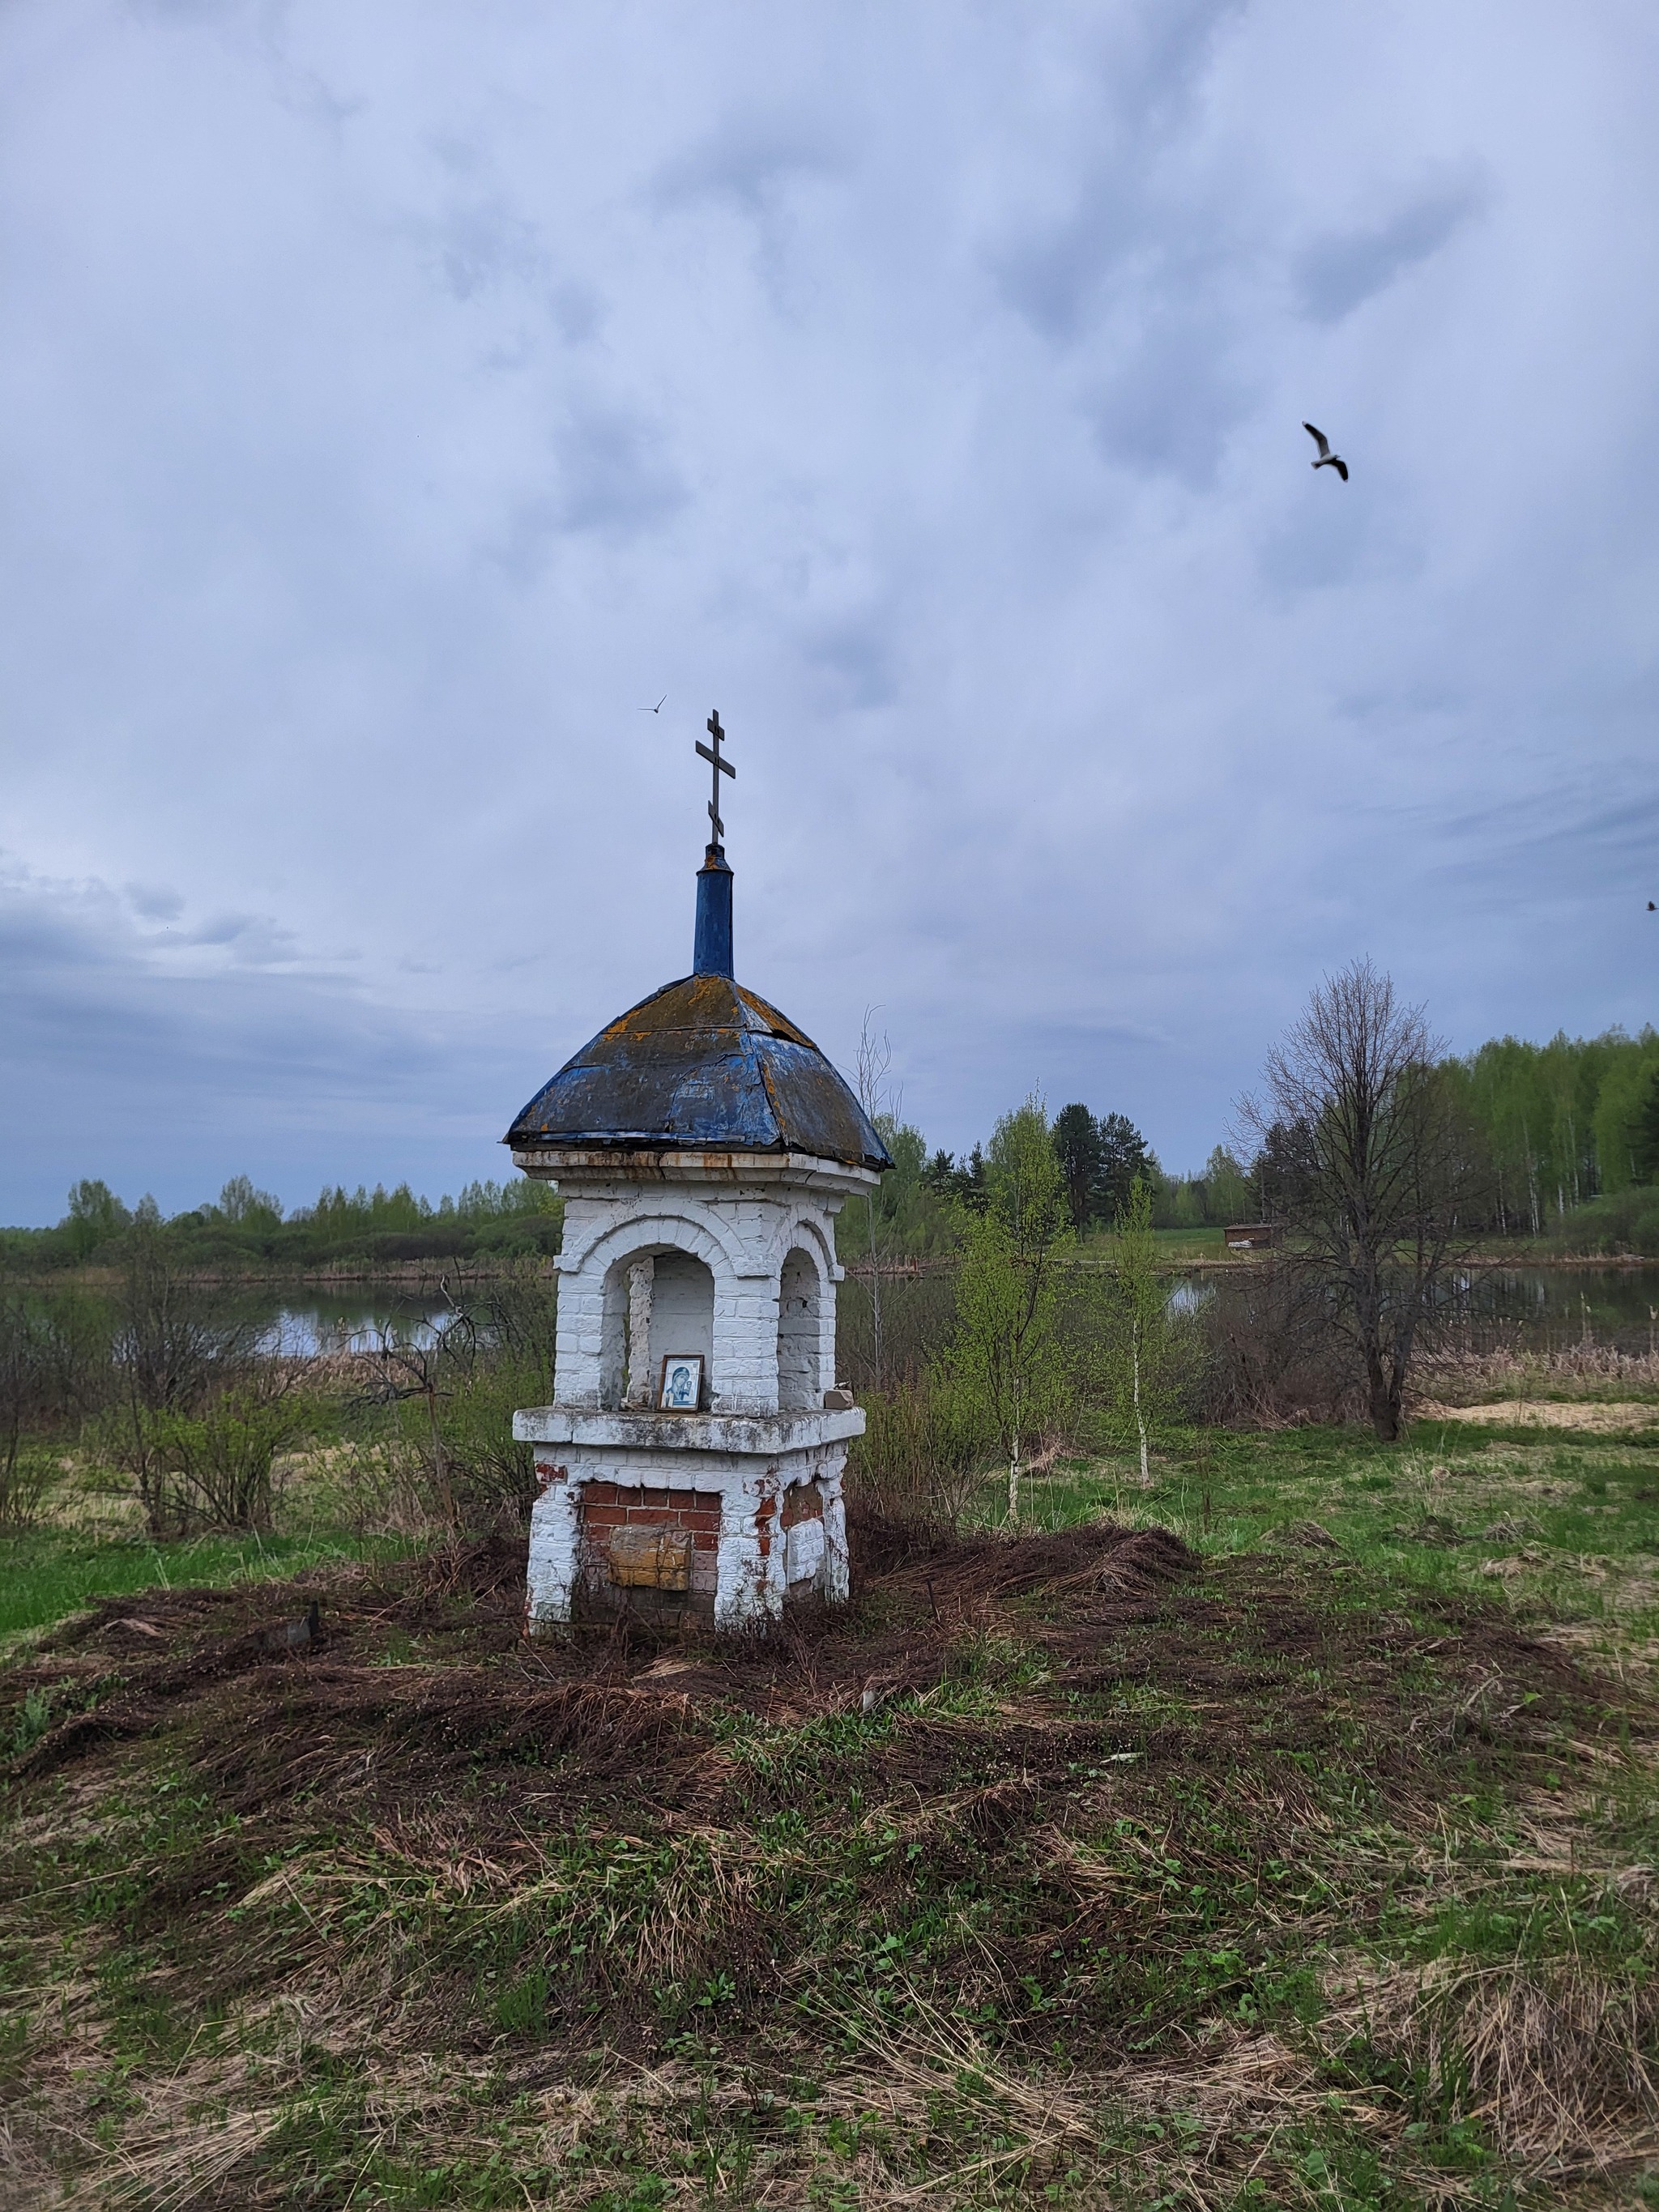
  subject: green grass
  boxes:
[0,1524,407,1643]
[1073,1225,1230,1262]
[1019,1419,1659,1645]
[6,1417,1659,2206]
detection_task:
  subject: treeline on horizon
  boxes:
[847,1021,1659,1259]
[0,1173,565,1272]
[6,1021,1659,1273]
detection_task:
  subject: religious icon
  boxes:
[657,1354,704,1412]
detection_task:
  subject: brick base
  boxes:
[578,1481,722,1621]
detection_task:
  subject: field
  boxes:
[4,1408,1659,2210]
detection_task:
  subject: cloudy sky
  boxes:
[2,1,1656,1224]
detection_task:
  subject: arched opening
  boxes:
[599,1251,645,1409]
[776,1246,821,1411]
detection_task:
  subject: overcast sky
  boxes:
[2,1,1656,1225]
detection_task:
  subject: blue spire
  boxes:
[693,846,733,977]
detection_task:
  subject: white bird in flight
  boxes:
[1303,423,1348,481]
[639,695,666,714]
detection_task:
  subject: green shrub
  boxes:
[127,1383,309,1532]
[1564,1187,1659,1255]
[847,1374,987,1526]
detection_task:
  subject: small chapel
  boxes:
[505,712,891,1631]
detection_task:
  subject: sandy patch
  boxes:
[1415,1398,1659,1432]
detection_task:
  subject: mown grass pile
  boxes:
[5,1441,1659,2210]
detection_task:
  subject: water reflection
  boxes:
[1170,1264,1659,1353]
[1434,1267,1659,1353]
[252,1297,452,1358]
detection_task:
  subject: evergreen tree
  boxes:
[1094,1113,1151,1224]
[1051,1103,1102,1230]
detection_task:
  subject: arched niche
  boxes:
[776,1245,824,1412]
[599,1244,717,1409]
[650,1251,714,1400]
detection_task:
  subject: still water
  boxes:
[244,1264,1659,1363]
[249,1289,454,1357]
[1175,1264,1659,1354]
[1440,1266,1659,1354]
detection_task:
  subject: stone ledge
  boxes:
[512,1406,865,1452]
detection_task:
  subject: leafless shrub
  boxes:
[360,1264,557,1531]
[1199,1259,1363,1426]
[107,1227,261,1532]
[836,1265,958,1391]
[0,1285,113,1523]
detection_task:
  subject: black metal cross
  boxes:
[695,708,736,849]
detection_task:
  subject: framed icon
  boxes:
[657,1353,704,1412]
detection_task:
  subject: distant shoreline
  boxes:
[6,1247,1655,1292]
[6,1256,561,1291]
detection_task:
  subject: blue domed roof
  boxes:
[505,972,891,1171]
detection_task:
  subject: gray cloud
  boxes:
[1295,173,1488,324]
[0,2,1653,1222]
[422,196,548,304]
[0,856,527,1222]
[125,881,186,921]
[552,403,686,536]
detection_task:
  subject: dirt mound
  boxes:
[2,1515,1624,1816]
[861,1515,1196,1606]
[6,1517,1196,1786]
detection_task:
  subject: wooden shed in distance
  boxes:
[1223,1223,1279,1251]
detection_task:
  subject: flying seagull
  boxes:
[639,696,666,714]
[1649,901,1656,912]
[1303,423,1349,481]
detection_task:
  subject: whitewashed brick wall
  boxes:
[552,1180,845,1416]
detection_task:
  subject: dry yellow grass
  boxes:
[1417,1400,1659,1433]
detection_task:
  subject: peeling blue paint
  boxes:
[505,973,892,1170]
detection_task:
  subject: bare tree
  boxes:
[1242,960,1480,1442]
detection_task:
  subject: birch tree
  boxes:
[946,1097,1073,1523]
[1102,1177,1186,1484]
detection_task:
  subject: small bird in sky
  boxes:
[1303,422,1349,481]
[1649,901,1656,911]
[639,696,667,714]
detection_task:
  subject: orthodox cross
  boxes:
[695,708,735,850]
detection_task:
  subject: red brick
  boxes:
[781,1481,824,1530]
